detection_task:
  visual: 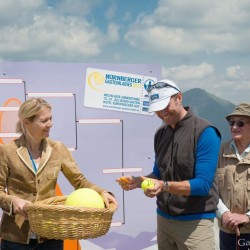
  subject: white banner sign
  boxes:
[84,68,157,115]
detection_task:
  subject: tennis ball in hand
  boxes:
[141,179,155,191]
[65,188,105,208]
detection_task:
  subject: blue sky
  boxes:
[0,0,249,104]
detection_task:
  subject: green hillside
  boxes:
[183,88,235,142]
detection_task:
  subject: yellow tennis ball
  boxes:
[65,188,105,208]
[141,179,155,191]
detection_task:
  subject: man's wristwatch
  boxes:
[162,181,169,192]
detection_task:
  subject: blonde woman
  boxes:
[0,98,117,250]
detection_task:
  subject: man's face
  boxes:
[155,93,183,127]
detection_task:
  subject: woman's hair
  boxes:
[16,98,52,134]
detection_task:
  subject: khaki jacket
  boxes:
[0,135,106,244]
[216,141,250,233]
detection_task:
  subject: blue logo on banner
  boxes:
[144,79,156,91]
[150,93,159,100]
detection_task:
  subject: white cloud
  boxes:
[162,62,214,80]
[0,13,103,60]
[105,3,117,20]
[106,23,120,42]
[0,1,120,61]
[125,26,204,55]
[125,0,250,55]
[0,0,44,26]
[160,62,249,104]
[211,77,249,104]
[226,65,242,79]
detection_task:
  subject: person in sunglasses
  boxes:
[216,103,250,250]
[116,79,221,250]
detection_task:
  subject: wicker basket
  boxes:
[24,196,117,240]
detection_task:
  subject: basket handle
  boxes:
[108,202,118,212]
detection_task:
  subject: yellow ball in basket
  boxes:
[65,188,105,208]
[141,179,155,191]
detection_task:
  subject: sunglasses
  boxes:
[146,81,180,93]
[228,120,250,127]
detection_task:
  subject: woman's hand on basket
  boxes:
[101,191,118,209]
[12,197,32,219]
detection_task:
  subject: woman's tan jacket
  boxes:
[216,141,250,234]
[0,135,106,244]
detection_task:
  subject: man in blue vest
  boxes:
[116,79,221,250]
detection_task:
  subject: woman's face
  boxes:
[24,107,52,141]
[228,115,250,143]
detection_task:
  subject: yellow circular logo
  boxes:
[87,72,105,92]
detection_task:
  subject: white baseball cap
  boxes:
[147,79,181,113]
